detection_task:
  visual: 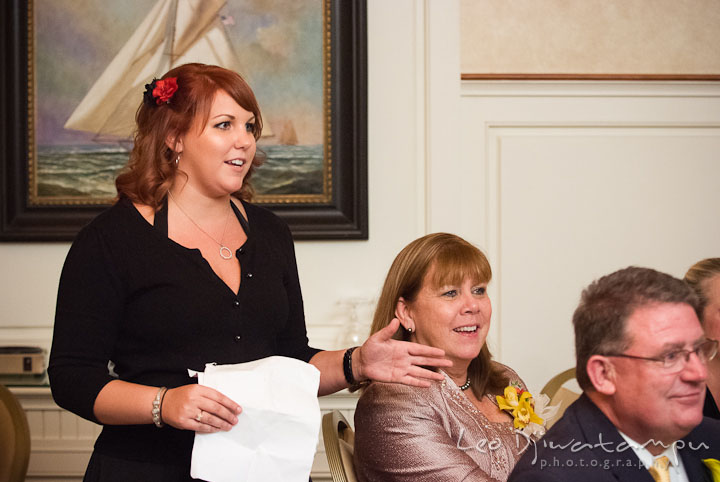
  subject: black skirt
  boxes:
[83,452,202,482]
[83,451,313,482]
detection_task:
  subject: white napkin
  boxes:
[189,356,321,482]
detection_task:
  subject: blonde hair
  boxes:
[684,258,720,322]
[369,233,506,397]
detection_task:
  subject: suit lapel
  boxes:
[680,444,712,482]
[571,395,656,481]
[571,395,718,481]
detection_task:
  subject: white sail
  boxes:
[64,0,271,139]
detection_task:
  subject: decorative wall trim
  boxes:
[461,79,720,98]
[462,73,720,81]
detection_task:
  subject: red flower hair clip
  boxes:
[143,77,178,106]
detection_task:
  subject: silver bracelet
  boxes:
[152,386,167,428]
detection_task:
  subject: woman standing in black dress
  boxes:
[49,63,450,480]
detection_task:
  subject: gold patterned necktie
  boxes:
[648,455,671,482]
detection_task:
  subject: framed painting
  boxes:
[0,0,367,240]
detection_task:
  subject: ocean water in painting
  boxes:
[36,144,324,198]
[254,144,324,195]
[37,144,128,197]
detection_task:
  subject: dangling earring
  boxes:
[175,154,180,166]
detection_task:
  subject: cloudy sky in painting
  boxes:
[35,0,322,145]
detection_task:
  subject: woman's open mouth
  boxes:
[453,325,478,333]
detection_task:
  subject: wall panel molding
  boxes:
[462,74,720,81]
[462,80,720,98]
[457,80,720,389]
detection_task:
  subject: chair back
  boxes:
[0,384,31,482]
[540,367,581,429]
[322,410,357,482]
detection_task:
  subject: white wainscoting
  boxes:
[455,80,720,390]
[12,387,358,482]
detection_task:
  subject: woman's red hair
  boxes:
[115,63,265,207]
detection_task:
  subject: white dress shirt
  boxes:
[618,430,689,482]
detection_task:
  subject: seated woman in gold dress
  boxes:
[354,233,533,482]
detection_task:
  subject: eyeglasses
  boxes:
[604,339,718,372]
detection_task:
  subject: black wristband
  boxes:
[158,387,168,425]
[343,346,359,385]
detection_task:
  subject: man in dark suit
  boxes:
[509,267,720,482]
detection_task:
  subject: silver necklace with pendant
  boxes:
[167,190,233,260]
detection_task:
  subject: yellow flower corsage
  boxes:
[704,458,720,482]
[496,381,554,437]
[497,383,543,429]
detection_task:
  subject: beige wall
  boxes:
[1,0,718,392]
[4,3,720,479]
[461,0,720,75]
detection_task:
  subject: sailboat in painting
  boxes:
[64,0,272,141]
[278,120,298,145]
[44,0,323,201]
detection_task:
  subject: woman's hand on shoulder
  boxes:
[161,384,242,433]
[355,318,452,387]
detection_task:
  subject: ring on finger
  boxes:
[195,410,204,423]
